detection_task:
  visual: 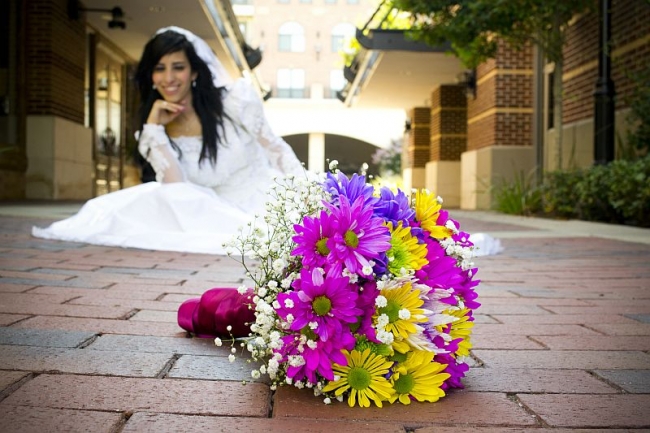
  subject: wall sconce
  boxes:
[97,68,120,91]
[98,77,109,91]
[68,0,126,30]
[315,43,322,61]
[242,43,262,69]
[463,69,477,99]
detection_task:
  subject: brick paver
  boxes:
[465,368,618,393]
[0,371,29,393]
[1,211,649,432]
[0,406,124,433]
[272,387,537,426]
[121,413,407,433]
[593,370,650,393]
[517,394,650,427]
[2,374,270,417]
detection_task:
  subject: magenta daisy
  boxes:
[415,238,465,292]
[278,330,354,383]
[276,267,362,342]
[353,280,381,341]
[292,210,337,269]
[325,195,391,276]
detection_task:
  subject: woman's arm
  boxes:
[137,124,186,183]
[256,117,305,176]
[231,80,303,176]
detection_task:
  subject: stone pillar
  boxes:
[425,85,466,207]
[308,132,325,173]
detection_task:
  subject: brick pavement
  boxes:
[0,207,649,432]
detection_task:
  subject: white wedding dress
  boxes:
[32,78,305,255]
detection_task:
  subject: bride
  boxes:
[32,26,305,255]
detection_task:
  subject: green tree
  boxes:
[390,0,594,169]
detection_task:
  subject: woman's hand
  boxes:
[146,99,185,125]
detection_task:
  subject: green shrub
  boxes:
[492,170,542,215]
[540,170,582,218]
[575,164,622,223]
[539,156,650,226]
[605,156,650,226]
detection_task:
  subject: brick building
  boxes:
[342,0,650,209]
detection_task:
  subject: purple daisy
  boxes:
[322,171,378,208]
[373,186,415,228]
[291,210,337,269]
[324,195,391,276]
[276,267,361,342]
[372,251,389,277]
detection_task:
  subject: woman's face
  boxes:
[152,50,198,104]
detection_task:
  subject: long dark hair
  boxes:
[134,30,227,166]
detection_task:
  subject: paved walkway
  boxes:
[0,203,649,432]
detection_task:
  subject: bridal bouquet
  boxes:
[224,167,480,407]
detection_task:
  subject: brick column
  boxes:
[425,85,467,207]
[461,41,536,210]
[23,0,93,199]
[430,84,467,161]
[402,107,430,191]
[26,0,86,123]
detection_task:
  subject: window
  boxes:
[299,0,312,3]
[346,0,359,4]
[329,69,345,99]
[325,0,337,3]
[277,0,290,3]
[277,69,305,98]
[278,22,305,52]
[331,22,355,53]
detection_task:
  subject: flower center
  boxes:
[379,299,400,323]
[344,230,359,248]
[387,242,409,273]
[316,237,330,255]
[312,295,332,316]
[393,373,415,395]
[347,366,371,390]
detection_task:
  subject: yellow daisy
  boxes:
[376,281,428,353]
[386,221,428,275]
[437,307,474,357]
[414,189,453,239]
[322,348,395,408]
[389,350,450,404]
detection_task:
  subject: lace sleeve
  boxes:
[137,124,186,183]
[256,117,305,176]
[228,79,304,176]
